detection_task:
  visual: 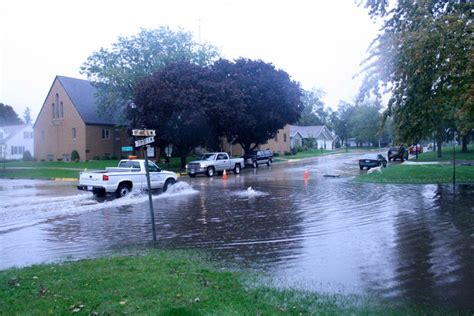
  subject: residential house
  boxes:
[34,76,129,161]
[0,124,34,160]
[289,125,336,150]
[221,125,291,156]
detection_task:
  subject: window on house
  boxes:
[60,102,64,118]
[102,129,110,139]
[72,128,76,140]
[55,94,60,118]
[47,154,54,161]
[52,103,55,119]
[284,133,287,142]
[24,131,33,139]
[275,133,278,142]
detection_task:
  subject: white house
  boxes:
[0,124,34,160]
[289,125,336,150]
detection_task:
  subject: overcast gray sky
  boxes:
[0,0,378,122]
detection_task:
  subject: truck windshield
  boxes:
[201,154,216,161]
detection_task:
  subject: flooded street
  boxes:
[1,152,473,310]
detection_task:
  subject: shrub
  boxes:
[22,150,33,161]
[284,151,292,156]
[110,155,118,160]
[93,156,101,160]
[71,150,80,161]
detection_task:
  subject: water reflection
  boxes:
[0,156,473,311]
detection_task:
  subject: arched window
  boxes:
[60,102,64,118]
[55,93,60,118]
[52,103,55,119]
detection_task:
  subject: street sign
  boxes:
[135,136,155,147]
[132,129,156,137]
[121,146,133,152]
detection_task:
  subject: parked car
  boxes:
[359,154,387,170]
[242,150,273,168]
[186,152,244,177]
[78,159,177,198]
[409,144,423,155]
[388,146,408,161]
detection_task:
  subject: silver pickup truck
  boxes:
[186,152,244,177]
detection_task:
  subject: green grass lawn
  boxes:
[0,251,456,315]
[356,164,474,184]
[0,168,81,180]
[416,145,474,161]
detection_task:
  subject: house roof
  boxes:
[57,76,120,126]
[0,124,29,144]
[289,125,335,141]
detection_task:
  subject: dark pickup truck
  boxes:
[242,150,273,168]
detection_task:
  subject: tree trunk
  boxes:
[436,136,443,159]
[461,134,468,153]
[180,154,187,170]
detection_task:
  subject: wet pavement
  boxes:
[1,152,473,310]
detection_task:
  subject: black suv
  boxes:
[388,146,408,162]
[243,150,273,168]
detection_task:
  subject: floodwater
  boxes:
[1,152,473,311]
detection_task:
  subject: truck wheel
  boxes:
[188,173,196,178]
[252,161,258,168]
[163,178,176,192]
[359,165,364,170]
[206,166,215,177]
[116,183,131,198]
[233,164,241,174]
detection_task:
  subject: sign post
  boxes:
[134,129,157,242]
[143,145,156,241]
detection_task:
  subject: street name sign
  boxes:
[132,129,156,137]
[121,146,133,152]
[135,136,155,147]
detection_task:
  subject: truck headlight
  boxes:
[185,164,188,169]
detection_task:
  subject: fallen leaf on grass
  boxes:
[39,285,48,297]
[120,300,127,305]
[69,303,85,313]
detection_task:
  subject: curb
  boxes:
[53,178,77,182]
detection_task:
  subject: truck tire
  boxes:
[116,183,132,198]
[163,178,176,192]
[188,173,196,178]
[206,166,215,177]
[233,164,241,174]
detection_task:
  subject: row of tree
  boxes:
[359,0,473,156]
[81,27,304,167]
[297,89,391,147]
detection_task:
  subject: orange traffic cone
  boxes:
[304,169,309,179]
[223,169,228,180]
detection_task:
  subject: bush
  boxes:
[71,150,80,161]
[284,151,292,156]
[93,156,101,160]
[22,151,33,161]
[110,155,118,160]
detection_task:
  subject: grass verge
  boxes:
[355,164,474,184]
[416,145,474,161]
[0,251,457,315]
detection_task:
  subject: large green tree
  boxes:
[298,88,331,126]
[133,62,234,168]
[0,103,23,126]
[359,0,473,156]
[212,59,303,154]
[81,26,219,118]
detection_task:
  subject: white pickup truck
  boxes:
[185,152,244,177]
[77,159,177,197]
